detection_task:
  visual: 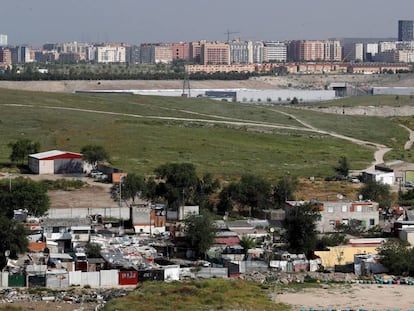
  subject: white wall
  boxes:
[163,266,180,281]
[38,160,54,174]
[100,270,119,286]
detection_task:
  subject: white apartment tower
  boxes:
[264,41,287,62]
[229,40,253,64]
[95,45,126,63]
[0,34,7,46]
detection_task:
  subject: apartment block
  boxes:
[154,45,173,63]
[0,48,11,65]
[185,64,255,74]
[10,46,32,64]
[379,41,397,53]
[342,43,363,62]
[364,43,379,61]
[171,42,191,62]
[398,20,413,42]
[95,45,126,63]
[264,41,287,62]
[190,41,204,64]
[286,200,379,234]
[140,43,172,64]
[229,40,253,64]
[0,34,7,46]
[288,40,342,62]
[200,42,230,65]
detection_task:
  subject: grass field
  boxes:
[1,88,411,180]
[103,279,291,311]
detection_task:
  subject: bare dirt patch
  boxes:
[276,283,414,310]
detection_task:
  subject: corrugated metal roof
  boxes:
[29,150,82,160]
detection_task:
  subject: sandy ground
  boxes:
[276,283,414,310]
[35,175,117,210]
[0,73,413,93]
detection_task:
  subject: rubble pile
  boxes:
[0,287,131,308]
[239,271,358,284]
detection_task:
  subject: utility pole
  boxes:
[118,176,124,235]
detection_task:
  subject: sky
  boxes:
[2,0,414,46]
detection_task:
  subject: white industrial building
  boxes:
[28,150,84,175]
[76,88,336,103]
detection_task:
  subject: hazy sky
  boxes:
[2,0,414,46]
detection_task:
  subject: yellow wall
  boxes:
[315,246,380,268]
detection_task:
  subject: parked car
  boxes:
[405,181,414,188]
[89,170,102,178]
[350,177,360,183]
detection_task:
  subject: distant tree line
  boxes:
[0,69,263,81]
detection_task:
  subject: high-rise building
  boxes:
[264,41,287,62]
[0,34,7,46]
[252,41,264,63]
[171,42,191,62]
[95,45,126,63]
[229,40,253,64]
[10,46,32,64]
[126,45,140,64]
[140,43,172,64]
[200,42,230,65]
[364,43,378,61]
[0,48,11,65]
[398,20,413,42]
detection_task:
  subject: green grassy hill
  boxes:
[1,88,410,180]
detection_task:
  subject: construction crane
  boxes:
[224,30,240,42]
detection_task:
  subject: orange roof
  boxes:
[28,242,46,253]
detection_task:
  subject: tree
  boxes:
[273,175,298,207]
[8,139,40,165]
[359,180,392,209]
[284,202,321,256]
[154,163,199,209]
[0,216,28,269]
[194,173,220,210]
[335,156,350,177]
[121,173,147,206]
[377,240,414,276]
[184,210,217,259]
[0,177,50,217]
[81,145,109,169]
[84,242,102,258]
[240,236,256,259]
[217,174,272,217]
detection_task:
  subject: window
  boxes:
[327,207,334,213]
[370,219,375,226]
[356,205,362,212]
[341,205,347,212]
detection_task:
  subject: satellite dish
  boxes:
[269,227,275,233]
[337,194,344,200]
[4,250,10,257]
[359,194,363,201]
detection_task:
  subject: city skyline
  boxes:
[2,0,414,46]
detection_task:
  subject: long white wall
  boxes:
[76,88,336,103]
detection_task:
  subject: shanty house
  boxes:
[29,150,83,174]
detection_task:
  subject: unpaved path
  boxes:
[2,101,406,169]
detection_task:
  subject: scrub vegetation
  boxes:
[1,88,411,180]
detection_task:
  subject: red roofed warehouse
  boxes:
[29,150,83,175]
